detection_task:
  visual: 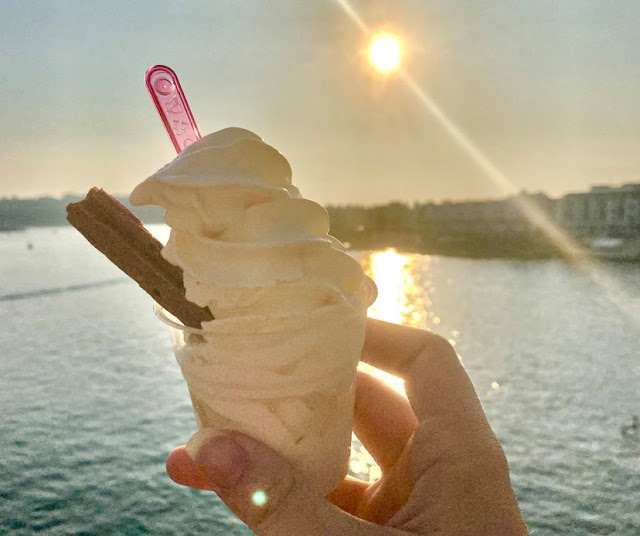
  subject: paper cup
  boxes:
[155,302,366,495]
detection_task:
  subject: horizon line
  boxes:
[2,180,638,205]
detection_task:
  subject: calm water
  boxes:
[1,226,639,535]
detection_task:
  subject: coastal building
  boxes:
[415,193,555,237]
[556,184,640,238]
[326,182,640,259]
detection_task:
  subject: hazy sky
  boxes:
[1,0,639,204]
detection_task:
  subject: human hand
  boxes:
[166,318,528,535]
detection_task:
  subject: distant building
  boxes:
[326,182,640,259]
[415,192,554,237]
[556,184,640,238]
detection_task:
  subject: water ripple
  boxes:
[0,278,128,302]
[2,235,639,535]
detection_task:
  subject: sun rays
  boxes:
[331,0,639,327]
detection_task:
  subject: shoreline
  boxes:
[6,223,640,263]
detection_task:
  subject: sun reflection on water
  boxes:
[349,249,467,482]
[352,248,435,481]
[357,248,435,397]
[361,248,429,327]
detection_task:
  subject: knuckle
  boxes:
[411,331,460,372]
[485,435,511,474]
[412,418,511,481]
[462,426,512,477]
[425,332,458,360]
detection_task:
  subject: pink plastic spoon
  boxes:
[145,65,201,153]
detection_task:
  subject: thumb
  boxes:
[187,430,399,536]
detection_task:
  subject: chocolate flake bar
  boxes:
[66,188,213,328]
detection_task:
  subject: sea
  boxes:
[1,225,639,535]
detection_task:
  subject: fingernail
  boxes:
[193,434,248,491]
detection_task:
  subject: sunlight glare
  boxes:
[369,34,401,72]
[366,248,412,324]
[333,0,640,330]
[358,248,433,397]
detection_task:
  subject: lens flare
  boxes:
[251,489,268,507]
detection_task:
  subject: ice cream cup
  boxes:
[154,302,367,495]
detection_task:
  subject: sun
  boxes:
[369,33,401,72]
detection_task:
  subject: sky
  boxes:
[1,0,639,205]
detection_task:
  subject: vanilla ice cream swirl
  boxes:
[131,128,376,492]
[131,127,376,319]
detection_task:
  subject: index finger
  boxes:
[361,318,484,424]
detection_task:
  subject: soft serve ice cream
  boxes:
[130,127,376,494]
